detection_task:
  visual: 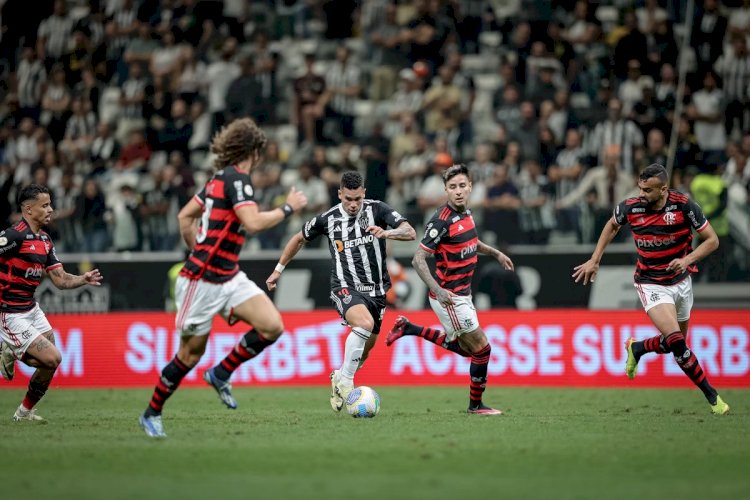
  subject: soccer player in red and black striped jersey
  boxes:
[385,164,514,415]
[139,119,308,438]
[0,184,103,421]
[573,164,729,415]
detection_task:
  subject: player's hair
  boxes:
[210,118,267,170]
[639,163,668,185]
[17,184,50,209]
[442,164,470,184]
[340,171,364,190]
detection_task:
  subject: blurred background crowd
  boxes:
[0,0,747,282]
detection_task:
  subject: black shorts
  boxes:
[330,287,387,335]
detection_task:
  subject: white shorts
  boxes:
[175,271,264,336]
[0,304,52,359]
[634,276,694,322]
[428,294,480,341]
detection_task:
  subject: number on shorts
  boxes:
[195,198,214,244]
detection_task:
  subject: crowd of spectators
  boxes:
[0,0,747,281]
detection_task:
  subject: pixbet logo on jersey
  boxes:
[24,266,43,279]
[636,235,676,248]
[460,243,477,259]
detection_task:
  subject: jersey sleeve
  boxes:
[227,176,257,210]
[418,217,448,254]
[685,198,709,232]
[302,214,327,241]
[613,200,629,226]
[0,229,22,259]
[376,201,408,228]
[45,239,62,271]
[194,184,207,207]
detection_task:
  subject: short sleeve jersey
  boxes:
[0,220,62,312]
[180,166,257,283]
[613,190,709,285]
[419,204,478,297]
[302,200,407,297]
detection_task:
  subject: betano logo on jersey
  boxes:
[334,234,375,252]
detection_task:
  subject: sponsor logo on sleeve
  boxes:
[304,218,316,236]
[234,180,245,201]
[244,184,253,197]
[688,210,699,227]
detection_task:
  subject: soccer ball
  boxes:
[345,386,380,418]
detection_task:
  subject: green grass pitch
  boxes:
[0,387,748,500]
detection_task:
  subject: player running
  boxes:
[139,118,307,438]
[0,184,103,421]
[265,171,416,412]
[573,163,729,415]
[385,164,514,415]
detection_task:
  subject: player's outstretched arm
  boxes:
[367,221,416,241]
[266,231,307,291]
[236,187,308,234]
[412,246,456,306]
[47,267,103,290]
[572,217,621,285]
[477,240,514,271]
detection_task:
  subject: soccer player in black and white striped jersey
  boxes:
[266,172,416,412]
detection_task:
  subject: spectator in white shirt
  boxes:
[687,70,726,160]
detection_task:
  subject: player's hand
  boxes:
[367,226,388,238]
[285,187,308,212]
[435,288,457,306]
[497,252,514,271]
[265,271,280,291]
[666,257,689,274]
[572,259,599,286]
[83,269,103,286]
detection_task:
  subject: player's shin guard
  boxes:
[341,327,371,381]
[213,329,275,381]
[22,379,50,411]
[665,331,718,404]
[469,344,491,408]
[410,324,471,357]
[146,356,192,416]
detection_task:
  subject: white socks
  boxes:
[340,327,371,382]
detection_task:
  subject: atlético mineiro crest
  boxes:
[663,212,676,225]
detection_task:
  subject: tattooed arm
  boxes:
[47,267,103,290]
[367,221,417,241]
[412,246,455,306]
[477,240,514,271]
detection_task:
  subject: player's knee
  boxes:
[43,350,62,370]
[259,320,284,341]
[178,346,205,367]
[351,319,375,333]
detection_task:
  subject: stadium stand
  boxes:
[0,0,747,282]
